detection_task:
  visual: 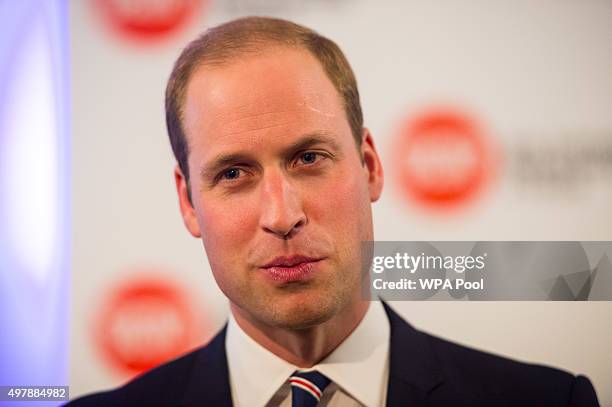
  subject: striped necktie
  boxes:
[289,370,331,407]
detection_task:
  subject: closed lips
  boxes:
[262,256,321,268]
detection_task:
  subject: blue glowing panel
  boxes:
[0,0,70,402]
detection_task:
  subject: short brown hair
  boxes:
[165,16,364,184]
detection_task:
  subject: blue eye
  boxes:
[300,152,318,165]
[222,168,241,180]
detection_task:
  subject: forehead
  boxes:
[181,47,350,160]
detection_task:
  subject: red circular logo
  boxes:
[95,275,202,375]
[94,0,204,43]
[393,108,497,210]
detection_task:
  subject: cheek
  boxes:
[196,197,257,263]
[310,166,370,238]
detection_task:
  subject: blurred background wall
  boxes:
[4,0,612,404]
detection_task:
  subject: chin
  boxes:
[266,294,340,331]
[272,309,334,331]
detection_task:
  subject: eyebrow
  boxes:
[199,131,342,180]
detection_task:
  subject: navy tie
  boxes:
[289,370,331,407]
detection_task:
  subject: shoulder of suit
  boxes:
[424,329,574,381]
[410,321,587,404]
[383,303,596,405]
[64,339,211,406]
[425,330,602,405]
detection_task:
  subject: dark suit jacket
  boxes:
[67,302,600,406]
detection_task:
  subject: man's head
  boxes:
[166,17,364,189]
[168,17,383,330]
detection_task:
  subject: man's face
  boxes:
[177,47,383,329]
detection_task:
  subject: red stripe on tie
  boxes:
[289,377,322,399]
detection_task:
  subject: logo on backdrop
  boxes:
[93,0,205,43]
[95,274,203,375]
[393,107,498,211]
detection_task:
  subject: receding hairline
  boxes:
[175,41,340,125]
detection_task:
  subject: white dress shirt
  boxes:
[226,301,390,407]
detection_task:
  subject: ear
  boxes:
[360,128,384,202]
[174,165,201,238]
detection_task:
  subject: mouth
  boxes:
[260,255,324,284]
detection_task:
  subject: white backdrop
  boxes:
[70,0,612,403]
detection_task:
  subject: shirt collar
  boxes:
[226,301,390,407]
[316,300,390,406]
[226,312,295,407]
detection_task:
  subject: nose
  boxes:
[259,170,307,239]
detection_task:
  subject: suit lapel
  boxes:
[181,325,233,407]
[382,302,445,406]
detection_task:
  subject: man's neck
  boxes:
[230,299,370,368]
